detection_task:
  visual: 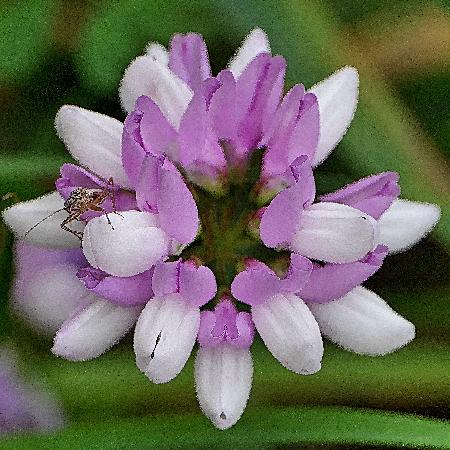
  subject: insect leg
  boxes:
[90,205,115,231]
[61,213,84,241]
[107,177,124,219]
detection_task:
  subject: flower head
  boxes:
[1,27,440,430]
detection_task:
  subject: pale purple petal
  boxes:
[262,84,306,176]
[134,154,162,214]
[134,95,178,158]
[197,311,217,347]
[197,299,254,348]
[169,33,211,91]
[320,172,400,219]
[77,266,154,307]
[232,255,312,306]
[300,245,388,302]
[286,92,320,163]
[177,90,226,179]
[260,180,311,248]
[231,262,280,306]
[52,296,142,361]
[152,260,216,307]
[195,345,253,430]
[158,166,199,244]
[235,53,286,155]
[179,263,217,307]
[208,70,237,143]
[122,112,148,187]
[131,151,199,243]
[281,254,313,292]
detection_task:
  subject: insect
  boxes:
[23,177,120,241]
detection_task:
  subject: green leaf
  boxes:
[1,406,450,449]
[76,0,230,96]
[9,333,450,424]
[0,154,68,200]
[0,0,57,83]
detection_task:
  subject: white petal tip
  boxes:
[346,320,415,357]
[309,66,359,167]
[195,346,253,431]
[54,105,77,135]
[210,411,240,430]
[379,200,441,254]
[368,322,415,356]
[228,27,271,78]
[145,42,169,65]
[52,299,140,362]
[310,287,416,356]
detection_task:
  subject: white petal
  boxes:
[292,202,377,263]
[252,293,323,375]
[119,55,193,128]
[82,210,168,277]
[52,295,141,361]
[195,346,253,430]
[55,106,130,188]
[2,191,83,249]
[378,199,440,253]
[145,42,169,65]
[14,263,87,335]
[228,28,271,78]
[308,286,415,355]
[308,67,359,166]
[134,293,199,384]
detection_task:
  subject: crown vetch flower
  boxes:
[134,259,216,384]
[195,298,254,430]
[1,28,441,430]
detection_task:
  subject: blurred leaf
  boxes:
[9,333,450,424]
[0,155,67,200]
[76,0,231,96]
[1,406,450,449]
[0,0,57,83]
[396,72,450,158]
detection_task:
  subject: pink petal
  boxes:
[169,33,211,91]
[320,172,400,219]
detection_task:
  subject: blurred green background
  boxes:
[0,0,449,448]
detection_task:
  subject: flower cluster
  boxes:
[3,29,440,430]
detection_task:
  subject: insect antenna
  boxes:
[22,208,65,239]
